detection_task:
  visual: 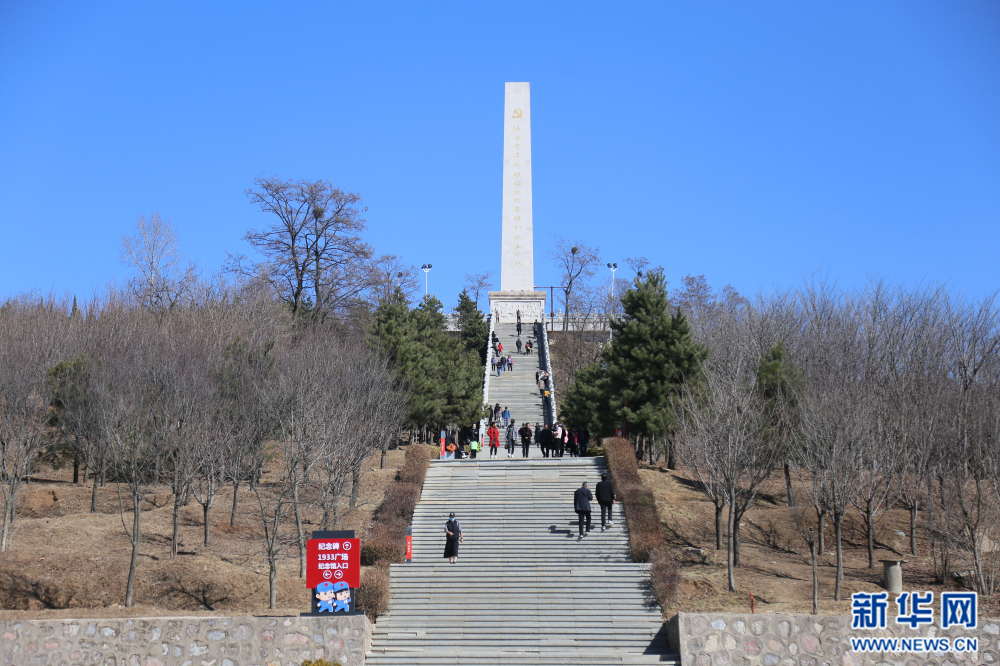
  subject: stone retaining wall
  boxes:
[667,611,999,666]
[0,614,371,666]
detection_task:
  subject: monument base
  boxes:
[489,291,546,322]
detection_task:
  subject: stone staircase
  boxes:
[487,321,550,438]
[366,458,677,665]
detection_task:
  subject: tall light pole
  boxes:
[607,263,618,341]
[421,264,433,295]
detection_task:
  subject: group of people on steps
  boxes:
[451,420,591,459]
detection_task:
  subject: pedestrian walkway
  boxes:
[366,457,677,665]
[485,321,552,459]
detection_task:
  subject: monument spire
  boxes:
[490,82,546,321]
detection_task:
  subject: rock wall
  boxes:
[668,611,999,666]
[0,614,371,666]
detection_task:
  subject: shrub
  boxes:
[603,438,642,486]
[361,518,407,565]
[374,483,420,523]
[357,564,391,622]
[398,444,433,485]
[649,548,680,607]
[602,436,678,605]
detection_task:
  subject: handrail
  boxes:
[537,322,557,425]
[479,312,495,440]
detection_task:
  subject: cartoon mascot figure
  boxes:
[315,581,337,613]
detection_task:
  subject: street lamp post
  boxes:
[606,263,618,341]
[421,264,433,295]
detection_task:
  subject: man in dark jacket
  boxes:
[573,482,593,537]
[519,423,532,458]
[596,473,615,529]
[539,425,552,458]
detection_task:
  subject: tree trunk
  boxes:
[203,478,215,548]
[203,501,211,548]
[834,510,844,601]
[715,502,724,550]
[733,518,742,567]
[350,467,360,510]
[230,480,240,526]
[293,478,306,579]
[667,437,677,470]
[125,493,141,607]
[73,451,79,484]
[171,491,182,558]
[83,459,89,484]
[817,509,826,556]
[381,433,392,470]
[810,537,818,615]
[91,473,99,513]
[865,499,875,569]
[0,502,10,552]
[784,462,795,507]
[727,494,737,592]
[268,556,278,610]
[909,504,918,556]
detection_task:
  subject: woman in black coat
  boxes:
[444,512,463,564]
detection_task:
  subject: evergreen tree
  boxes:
[455,289,489,365]
[370,292,482,432]
[756,342,805,506]
[558,360,614,435]
[606,271,707,442]
[561,271,707,448]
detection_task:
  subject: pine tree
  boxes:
[455,290,489,365]
[561,271,707,450]
[559,360,614,435]
[605,271,707,442]
[370,292,483,433]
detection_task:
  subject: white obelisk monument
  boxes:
[489,82,546,321]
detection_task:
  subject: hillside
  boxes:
[643,462,996,618]
[0,446,411,619]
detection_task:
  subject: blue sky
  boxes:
[2,1,998,309]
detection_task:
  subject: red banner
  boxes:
[306,538,360,589]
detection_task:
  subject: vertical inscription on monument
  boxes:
[501,82,533,291]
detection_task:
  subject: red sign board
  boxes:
[306,538,360,589]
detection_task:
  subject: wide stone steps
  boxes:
[367,458,675,666]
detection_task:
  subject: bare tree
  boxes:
[464,271,494,310]
[547,238,600,331]
[679,346,776,592]
[365,254,420,305]
[91,306,166,606]
[230,177,370,320]
[120,213,197,311]
[0,297,69,550]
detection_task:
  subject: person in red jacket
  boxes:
[487,423,500,459]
